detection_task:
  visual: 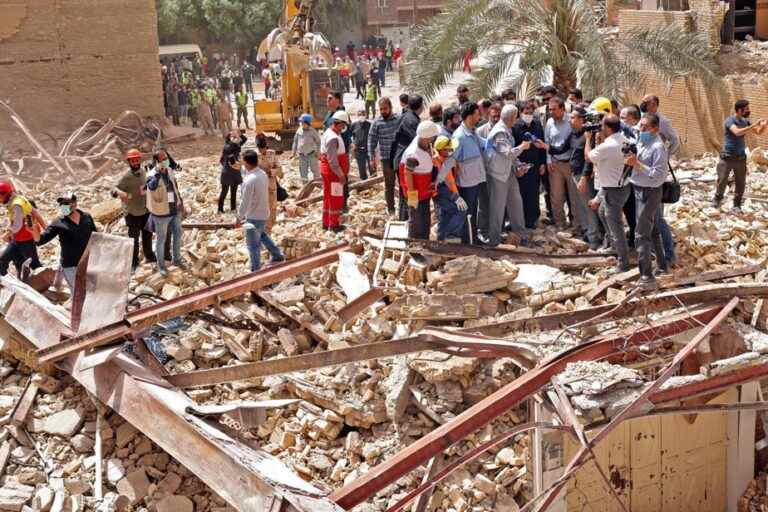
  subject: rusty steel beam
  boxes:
[650,361,768,405]
[167,327,535,388]
[336,287,386,324]
[330,306,721,509]
[37,243,351,364]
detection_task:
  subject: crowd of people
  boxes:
[2,49,763,295]
[316,84,764,290]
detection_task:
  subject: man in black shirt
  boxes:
[350,110,372,180]
[37,192,96,292]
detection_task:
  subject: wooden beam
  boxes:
[336,287,386,324]
[257,291,330,346]
[9,379,38,427]
[294,175,384,207]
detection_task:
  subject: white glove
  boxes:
[455,196,468,211]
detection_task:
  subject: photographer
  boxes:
[623,113,667,289]
[586,114,630,272]
[568,107,602,250]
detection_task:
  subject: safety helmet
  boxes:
[299,113,313,124]
[589,97,612,114]
[57,191,77,205]
[416,120,440,139]
[0,182,14,204]
[331,110,351,125]
[434,136,457,151]
[125,148,142,161]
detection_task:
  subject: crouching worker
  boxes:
[236,150,285,272]
[433,136,467,241]
[400,120,440,239]
[0,182,45,278]
[37,192,96,292]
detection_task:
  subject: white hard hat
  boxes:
[416,120,440,139]
[331,110,351,125]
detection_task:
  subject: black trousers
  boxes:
[408,199,431,240]
[517,170,541,229]
[355,152,369,180]
[219,182,239,212]
[0,239,41,277]
[382,160,396,213]
[125,213,156,267]
[622,184,636,247]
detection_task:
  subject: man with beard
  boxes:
[114,149,156,269]
[368,97,401,216]
[713,99,768,211]
[440,107,460,138]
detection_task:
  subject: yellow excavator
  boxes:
[254,0,336,150]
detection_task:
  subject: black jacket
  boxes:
[37,210,97,267]
[512,119,546,169]
[220,134,247,186]
[391,109,420,169]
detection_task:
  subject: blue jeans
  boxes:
[244,219,284,271]
[656,205,675,267]
[152,214,182,270]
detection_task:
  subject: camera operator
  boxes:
[619,106,641,247]
[585,114,630,272]
[623,113,667,289]
[568,107,602,250]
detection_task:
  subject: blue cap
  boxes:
[300,114,313,124]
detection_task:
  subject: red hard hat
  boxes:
[0,182,14,201]
[125,148,142,161]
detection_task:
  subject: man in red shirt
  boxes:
[0,182,46,277]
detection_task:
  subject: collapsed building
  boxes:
[4,3,768,512]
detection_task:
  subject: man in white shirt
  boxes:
[585,114,630,272]
[236,150,284,271]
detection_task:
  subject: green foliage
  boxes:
[156,0,360,52]
[405,0,720,101]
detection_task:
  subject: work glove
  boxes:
[455,196,468,211]
[407,190,419,208]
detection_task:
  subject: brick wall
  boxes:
[629,75,768,157]
[618,8,768,156]
[0,0,164,150]
[618,9,693,33]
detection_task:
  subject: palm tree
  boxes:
[404,0,720,101]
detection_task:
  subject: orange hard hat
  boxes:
[125,148,142,161]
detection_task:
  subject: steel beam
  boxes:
[36,243,350,364]
[330,306,721,509]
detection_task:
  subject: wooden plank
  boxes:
[9,379,38,427]
[0,441,11,478]
[294,175,383,207]
[412,456,442,512]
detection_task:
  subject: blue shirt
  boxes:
[544,116,573,163]
[452,123,486,188]
[630,135,668,188]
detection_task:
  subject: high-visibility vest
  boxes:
[236,92,248,108]
[7,195,34,242]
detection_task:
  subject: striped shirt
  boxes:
[367,113,401,160]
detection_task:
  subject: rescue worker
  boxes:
[0,182,45,277]
[319,111,351,232]
[255,134,283,233]
[218,129,247,213]
[37,192,96,291]
[235,86,250,129]
[291,114,321,182]
[400,120,440,239]
[114,149,156,269]
[433,136,467,241]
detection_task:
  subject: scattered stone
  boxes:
[27,409,84,437]
[156,495,194,512]
[116,469,150,505]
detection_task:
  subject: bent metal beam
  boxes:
[36,243,351,364]
[329,305,722,509]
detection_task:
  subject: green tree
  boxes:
[201,0,282,52]
[404,0,720,100]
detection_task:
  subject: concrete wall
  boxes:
[0,0,164,149]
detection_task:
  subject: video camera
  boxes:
[583,111,604,133]
[621,141,637,155]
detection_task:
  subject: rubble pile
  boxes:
[4,142,768,512]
